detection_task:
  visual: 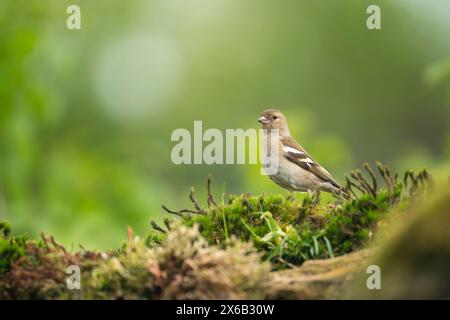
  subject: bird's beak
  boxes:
[258,116,269,125]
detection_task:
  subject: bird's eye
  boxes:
[272,116,278,120]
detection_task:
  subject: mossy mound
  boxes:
[150,163,432,269]
[0,163,437,299]
[1,223,269,299]
[346,188,450,299]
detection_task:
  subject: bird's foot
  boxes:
[313,190,321,205]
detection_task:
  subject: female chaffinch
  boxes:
[258,109,344,199]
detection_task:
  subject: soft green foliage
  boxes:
[1,1,450,249]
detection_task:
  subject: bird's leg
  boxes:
[307,190,314,201]
[313,190,321,205]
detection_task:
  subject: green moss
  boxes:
[0,164,435,299]
[0,221,12,238]
[166,192,391,268]
[0,237,26,274]
[347,188,450,299]
[144,230,166,248]
[154,164,432,269]
[1,223,271,299]
[0,221,28,274]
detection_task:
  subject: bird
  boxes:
[258,109,344,201]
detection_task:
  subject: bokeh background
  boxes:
[1,0,449,249]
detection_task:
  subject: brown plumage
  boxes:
[258,109,342,195]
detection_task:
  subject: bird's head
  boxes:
[258,109,290,135]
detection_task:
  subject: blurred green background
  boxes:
[1,0,449,249]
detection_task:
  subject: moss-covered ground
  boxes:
[0,163,435,299]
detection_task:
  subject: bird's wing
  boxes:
[281,136,341,189]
